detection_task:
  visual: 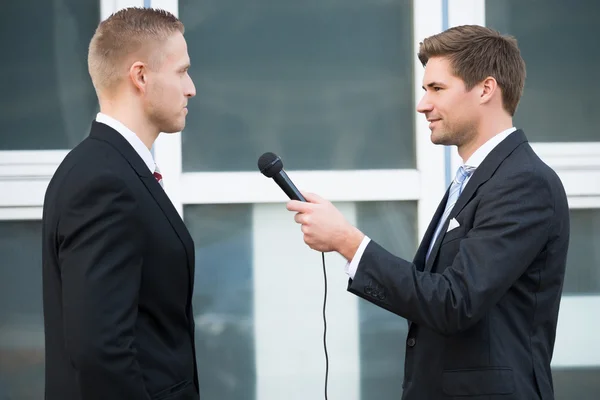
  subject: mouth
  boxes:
[427,119,441,129]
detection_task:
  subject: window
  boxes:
[0,221,44,399]
[159,1,446,398]
[184,201,417,400]
[0,0,99,151]
[179,0,415,172]
[485,0,600,143]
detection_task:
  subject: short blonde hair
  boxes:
[88,7,184,94]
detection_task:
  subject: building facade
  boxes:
[0,0,598,398]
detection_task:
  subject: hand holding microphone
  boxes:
[258,152,364,259]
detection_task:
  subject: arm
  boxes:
[348,170,553,335]
[58,172,150,400]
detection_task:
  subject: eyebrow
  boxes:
[422,81,446,90]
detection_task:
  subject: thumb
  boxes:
[302,191,327,204]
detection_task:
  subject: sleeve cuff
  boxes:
[344,236,371,279]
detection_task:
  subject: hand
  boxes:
[286,192,364,260]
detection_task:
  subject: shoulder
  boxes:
[497,142,566,194]
[482,142,569,216]
[48,142,136,207]
[51,137,135,188]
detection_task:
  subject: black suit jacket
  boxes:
[42,122,199,400]
[348,130,570,399]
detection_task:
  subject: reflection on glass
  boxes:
[563,209,600,294]
[486,0,600,142]
[179,0,415,172]
[356,201,417,399]
[184,205,256,400]
[0,221,44,399]
[0,0,99,150]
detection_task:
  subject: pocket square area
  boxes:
[447,218,460,232]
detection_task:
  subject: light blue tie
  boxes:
[426,165,476,261]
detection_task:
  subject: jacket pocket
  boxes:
[442,367,514,396]
[440,224,467,246]
[152,379,194,400]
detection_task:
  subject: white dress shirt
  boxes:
[95,112,156,174]
[345,127,517,279]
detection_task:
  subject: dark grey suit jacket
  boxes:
[348,130,569,399]
[42,122,199,400]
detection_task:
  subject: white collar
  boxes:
[95,112,156,173]
[464,127,517,168]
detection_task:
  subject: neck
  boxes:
[458,113,513,163]
[99,97,159,150]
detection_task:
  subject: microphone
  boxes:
[257,152,306,202]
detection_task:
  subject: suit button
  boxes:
[407,337,416,347]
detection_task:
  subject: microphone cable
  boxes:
[321,252,329,400]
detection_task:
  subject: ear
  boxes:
[479,76,498,105]
[129,61,148,93]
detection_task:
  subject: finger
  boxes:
[302,191,326,204]
[286,200,312,213]
[294,212,303,224]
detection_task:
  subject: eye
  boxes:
[433,87,442,92]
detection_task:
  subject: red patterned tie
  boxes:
[153,168,163,187]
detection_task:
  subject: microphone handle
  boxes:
[274,170,306,202]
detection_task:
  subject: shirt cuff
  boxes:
[344,236,371,280]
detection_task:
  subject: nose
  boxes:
[185,74,196,98]
[416,93,433,114]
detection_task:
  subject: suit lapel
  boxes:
[424,130,528,272]
[449,130,527,220]
[414,188,450,271]
[89,122,195,282]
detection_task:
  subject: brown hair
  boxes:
[88,7,184,94]
[418,25,526,116]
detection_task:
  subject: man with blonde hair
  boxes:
[42,7,199,400]
[288,25,569,399]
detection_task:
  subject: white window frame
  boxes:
[448,0,600,370]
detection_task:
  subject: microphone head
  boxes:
[258,152,283,178]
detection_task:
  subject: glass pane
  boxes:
[180,0,415,172]
[485,0,600,142]
[552,367,600,400]
[0,0,99,150]
[184,201,417,400]
[355,201,417,399]
[184,204,256,400]
[0,221,44,399]
[563,209,600,294]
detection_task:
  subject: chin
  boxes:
[431,133,453,146]
[160,121,186,134]
[430,131,445,145]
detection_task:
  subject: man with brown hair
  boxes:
[42,7,199,400]
[287,25,569,399]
